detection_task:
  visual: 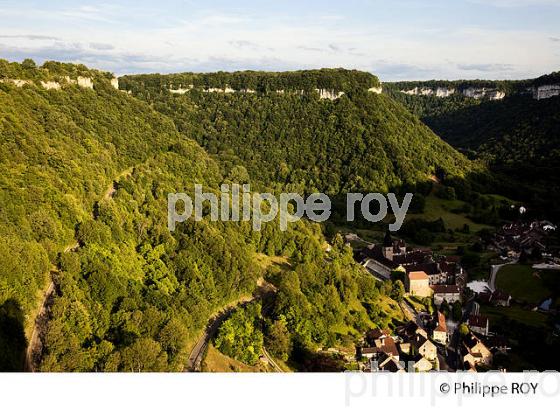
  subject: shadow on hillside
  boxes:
[0,299,27,372]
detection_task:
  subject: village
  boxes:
[348,219,560,373]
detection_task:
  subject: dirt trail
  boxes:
[103,167,133,200]
[24,281,55,372]
[24,168,134,372]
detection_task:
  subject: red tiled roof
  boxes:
[409,271,429,280]
[378,336,399,357]
[435,311,447,332]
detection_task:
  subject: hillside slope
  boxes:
[0,61,401,371]
[120,70,478,196]
[383,75,560,218]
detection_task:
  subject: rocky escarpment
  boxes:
[531,84,560,100]
[1,75,119,91]
[167,85,383,100]
[401,86,505,100]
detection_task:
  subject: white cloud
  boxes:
[467,0,560,7]
[0,4,559,79]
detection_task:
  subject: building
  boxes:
[413,357,433,372]
[432,312,448,345]
[468,315,490,336]
[489,220,553,258]
[462,333,493,369]
[371,353,406,373]
[491,289,511,307]
[416,336,437,361]
[361,329,400,361]
[431,284,461,305]
[357,233,464,287]
[406,271,432,298]
[360,347,378,359]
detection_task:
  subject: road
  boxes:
[185,296,255,372]
[186,280,277,372]
[262,346,284,372]
[488,259,517,291]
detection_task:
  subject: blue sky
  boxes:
[0,0,559,80]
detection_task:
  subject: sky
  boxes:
[0,0,559,80]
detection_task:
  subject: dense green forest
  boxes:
[119,68,379,94]
[0,61,406,371]
[384,77,560,218]
[120,71,480,197]
[384,78,531,94]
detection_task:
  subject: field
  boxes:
[480,305,549,328]
[414,194,493,232]
[495,264,556,304]
[202,345,269,372]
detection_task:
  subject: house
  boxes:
[468,315,490,336]
[432,312,448,345]
[431,284,461,305]
[417,337,437,361]
[396,321,428,341]
[406,271,432,298]
[373,333,399,360]
[489,220,553,258]
[371,354,406,373]
[413,357,433,372]
[357,232,464,287]
[463,333,492,368]
[361,328,399,361]
[405,333,437,361]
[479,289,511,307]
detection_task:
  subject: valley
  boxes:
[1,59,559,373]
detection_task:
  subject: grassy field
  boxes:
[495,264,553,304]
[480,305,549,329]
[203,345,268,372]
[405,295,427,313]
[413,194,493,232]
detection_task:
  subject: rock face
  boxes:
[63,76,95,89]
[462,87,505,100]
[41,81,61,90]
[166,85,381,100]
[169,85,193,94]
[0,79,31,87]
[77,76,94,89]
[532,84,560,100]
[401,87,438,96]
[315,88,344,100]
[3,76,113,91]
[203,87,236,93]
[401,86,504,100]
[436,87,455,97]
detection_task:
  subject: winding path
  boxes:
[186,280,277,372]
[488,259,517,291]
[186,296,256,372]
[24,168,134,372]
[262,346,284,372]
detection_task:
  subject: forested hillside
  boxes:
[383,76,560,218]
[0,61,403,371]
[120,70,478,197]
